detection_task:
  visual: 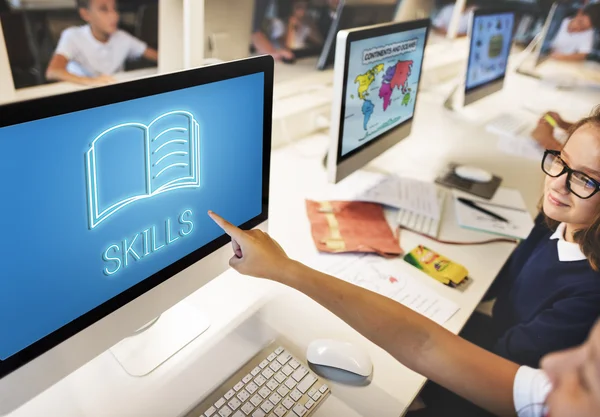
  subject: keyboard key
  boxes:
[246,382,258,394]
[225,389,236,400]
[288,360,300,370]
[274,405,287,417]
[269,393,282,405]
[269,361,282,372]
[261,368,275,380]
[219,406,233,417]
[215,398,226,409]
[319,384,328,394]
[234,382,245,392]
[289,389,302,402]
[251,367,261,376]
[241,402,254,416]
[267,353,278,362]
[274,371,287,383]
[258,386,271,399]
[254,375,267,386]
[276,352,292,365]
[228,398,242,411]
[232,412,244,417]
[296,374,317,393]
[242,374,253,384]
[275,347,284,355]
[277,386,290,398]
[266,379,279,391]
[311,392,322,402]
[307,389,317,398]
[282,397,295,410]
[284,377,297,390]
[293,404,307,416]
[291,367,308,382]
[260,400,274,413]
[250,394,263,407]
[281,365,294,376]
[251,411,265,417]
[237,389,250,403]
[204,406,217,416]
[304,399,314,409]
[259,360,269,369]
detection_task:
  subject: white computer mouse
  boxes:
[306,339,373,377]
[454,165,493,183]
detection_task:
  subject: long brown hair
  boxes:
[543,106,600,271]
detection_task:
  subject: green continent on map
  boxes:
[402,93,411,106]
[354,63,384,100]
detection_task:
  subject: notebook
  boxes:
[453,188,534,240]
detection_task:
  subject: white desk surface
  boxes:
[1,68,157,104]
[6,66,599,417]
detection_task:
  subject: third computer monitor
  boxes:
[463,8,515,106]
[327,19,430,183]
[317,0,401,70]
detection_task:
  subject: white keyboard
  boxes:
[396,189,446,238]
[485,113,534,137]
[186,343,331,417]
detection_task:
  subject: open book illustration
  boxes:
[85,110,200,230]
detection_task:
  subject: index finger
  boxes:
[208,211,246,241]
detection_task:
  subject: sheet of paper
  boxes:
[310,254,460,325]
[496,134,544,162]
[356,175,441,220]
[453,188,534,240]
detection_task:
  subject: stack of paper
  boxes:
[312,253,459,325]
[453,188,534,240]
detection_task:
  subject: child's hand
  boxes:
[84,75,116,86]
[546,111,572,131]
[532,118,561,151]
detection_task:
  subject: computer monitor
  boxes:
[317,0,400,70]
[516,2,559,77]
[327,19,430,183]
[0,55,273,413]
[394,0,436,22]
[463,8,515,106]
[204,0,255,62]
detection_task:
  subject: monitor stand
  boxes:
[109,301,210,377]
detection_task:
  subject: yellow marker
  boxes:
[544,114,558,128]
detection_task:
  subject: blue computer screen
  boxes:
[341,26,427,157]
[0,73,265,360]
[465,12,514,91]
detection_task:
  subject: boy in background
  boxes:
[46,0,158,86]
[551,3,600,61]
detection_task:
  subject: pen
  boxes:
[457,197,509,223]
[544,114,558,128]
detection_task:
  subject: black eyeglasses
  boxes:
[541,150,600,199]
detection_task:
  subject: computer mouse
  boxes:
[454,165,493,183]
[306,339,373,377]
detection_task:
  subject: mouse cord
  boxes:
[398,226,519,246]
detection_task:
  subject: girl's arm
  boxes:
[209,212,521,417]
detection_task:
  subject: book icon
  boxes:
[85,110,201,230]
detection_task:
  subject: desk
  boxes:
[5,67,598,417]
[0,67,157,104]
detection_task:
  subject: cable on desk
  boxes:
[398,226,519,246]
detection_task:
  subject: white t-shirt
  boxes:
[552,18,594,55]
[433,4,471,35]
[55,25,147,77]
[513,366,552,417]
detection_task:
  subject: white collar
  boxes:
[549,223,587,262]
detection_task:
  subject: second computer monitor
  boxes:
[464,8,515,106]
[327,19,430,183]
